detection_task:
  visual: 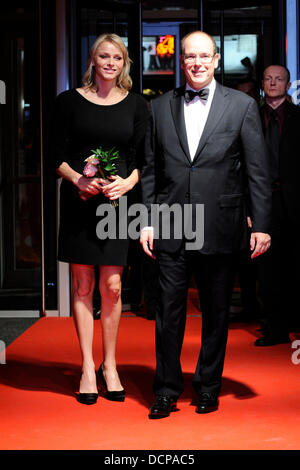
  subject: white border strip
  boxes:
[0,311,40,318]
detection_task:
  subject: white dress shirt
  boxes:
[184,78,216,160]
[142,79,216,233]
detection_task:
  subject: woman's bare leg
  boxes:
[71,263,97,394]
[99,265,124,391]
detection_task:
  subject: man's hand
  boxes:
[140,228,156,259]
[250,232,271,258]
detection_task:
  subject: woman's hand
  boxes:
[75,175,108,201]
[56,163,110,201]
[101,175,133,201]
[75,175,103,194]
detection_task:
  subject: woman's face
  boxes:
[93,41,124,84]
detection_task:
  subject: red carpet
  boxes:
[0,294,299,450]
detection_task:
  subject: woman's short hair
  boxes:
[82,33,132,92]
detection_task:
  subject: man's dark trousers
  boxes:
[154,244,235,399]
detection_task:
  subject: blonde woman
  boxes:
[54,33,149,404]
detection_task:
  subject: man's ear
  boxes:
[214,54,219,70]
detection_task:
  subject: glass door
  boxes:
[74,0,143,92]
[141,1,200,97]
[202,1,285,90]
[0,3,42,314]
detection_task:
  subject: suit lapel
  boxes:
[170,86,191,163]
[192,82,229,163]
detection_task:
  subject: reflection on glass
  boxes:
[143,35,175,75]
[16,183,41,269]
[80,8,129,79]
[215,34,258,75]
[203,3,273,89]
[15,38,41,270]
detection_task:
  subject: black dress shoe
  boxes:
[77,392,99,405]
[196,392,218,414]
[98,364,126,402]
[149,395,177,419]
[254,335,290,346]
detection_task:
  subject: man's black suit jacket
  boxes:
[141,81,272,254]
[260,100,300,228]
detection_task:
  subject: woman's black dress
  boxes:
[53,89,149,266]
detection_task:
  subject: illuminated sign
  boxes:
[156,35,174,56]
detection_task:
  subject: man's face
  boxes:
[262,66,290,100]
[181,33,219,90]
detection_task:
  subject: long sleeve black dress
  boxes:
[53,89,149,266]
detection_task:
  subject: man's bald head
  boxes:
[181,31,217,56]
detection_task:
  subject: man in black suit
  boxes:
[255,65,300,346]
[140,31,271,417]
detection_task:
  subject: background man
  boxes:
[255,65,300,346]
[237,77,261,103]
[140,31,271,418]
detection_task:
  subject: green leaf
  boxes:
[104,164,114,171]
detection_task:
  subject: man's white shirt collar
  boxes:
[184,78,216,160]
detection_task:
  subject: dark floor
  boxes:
[0,318,40,348]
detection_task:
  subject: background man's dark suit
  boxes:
[257,98,300,341]
[260,99,299,231]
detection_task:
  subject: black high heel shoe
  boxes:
[77,392,99,405]
[76,372,99,405]
[98,364,125,402]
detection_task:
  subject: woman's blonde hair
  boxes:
[82,33,132,92]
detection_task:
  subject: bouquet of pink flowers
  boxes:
[80,147,119,206]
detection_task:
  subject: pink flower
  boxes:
[83,163,98,177]
[85,156,99,165]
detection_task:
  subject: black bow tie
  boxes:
[184,88,209,103]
